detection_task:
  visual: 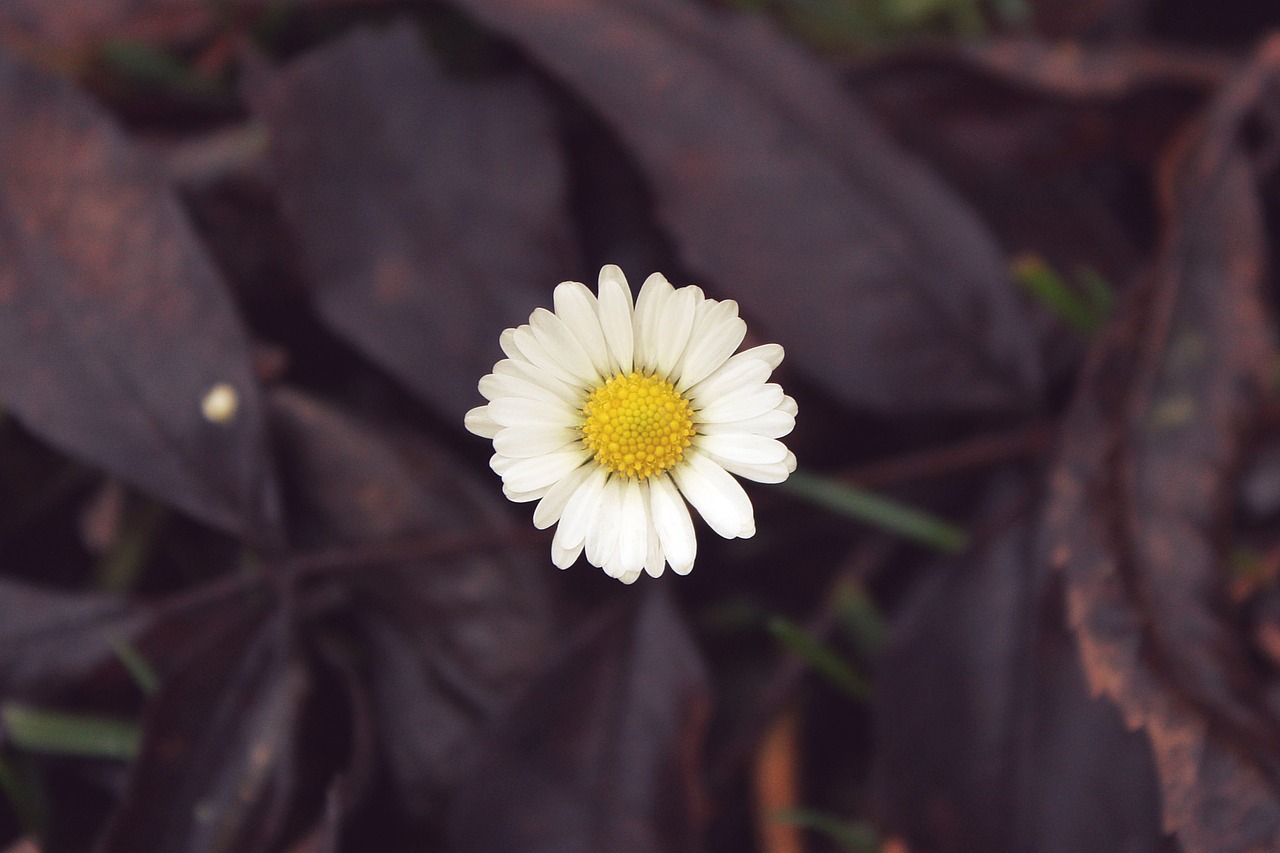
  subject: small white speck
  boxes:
[201,382,239,424]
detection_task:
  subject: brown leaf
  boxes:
[874,479,1164,852]
[945,39,1228,100]
[99,605,306,853]
[0,0,209,50]
[1043,37,1280,852]
[246,21,577,423]
[268,387,555,821]
[0,48,281,542]
[855,41,1208,310]
[0,577,141,698]
[1028,0,1152,38]
[448,587,709,853]
[450,0,1043,414]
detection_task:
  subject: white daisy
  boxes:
[465,265,797,583]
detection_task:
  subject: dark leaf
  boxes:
[855,42,1200,318]
[99,604,306,853]
[879,37,1280,853]
[0,578,140,699]
[448,587,709,853]
[939,39,1227,100]
[247,22,577,423]
[1027,0,1152,38]
[1043,40,1280,851]
[0,48,280,542]
[0,0,208,49]
[269,387,554,821]
[450,0,1042,414]
[875,478,1164,852]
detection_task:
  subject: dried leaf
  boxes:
[269,387,554,821]
[449,588,709,853]
[99,606,306,853]
[451,0,1043,413]
[874,480,1163,852]
[0,578,140,698]
[1043,39,1280,852]
[0,48,280,542]
[0,0,209,50]
[945,39,1228,99]
[247,22,576,423]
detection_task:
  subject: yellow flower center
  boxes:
[581,371,696,479]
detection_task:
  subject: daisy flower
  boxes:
[465,265,797,583]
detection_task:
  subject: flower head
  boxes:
[465,265,796,583]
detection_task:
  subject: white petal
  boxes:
[686,356,772,406]
[598,265,635,374]
[671,449,755,539]
[696,383,785,424]
[489,453,518,475]
[697,408,795,439]
[487,397,579,429]
[494,426,580,458]
[676,303,746,390]
[587,478,624,571]
[503,484,548,503]
[499,327,523,362]
[533,459,596,530]
[464,406,500,438]
[479,372,566,407]
[493,358,582,407]
[512,325,584,388]
[530,308,600,385]
[779,394,798,417]
[737,343,785,371]
[648,473,696,574]
[633,272,673,367]
[695,433,789,465]
[653,286,699,378]
[616,477,648,576]
[643,503,666,578]
[554,281,612,377]
[618,568,643,584]
[715,457,793,484]
[557,464,609,549]
[501,448,591,494]
[551,537,583,569]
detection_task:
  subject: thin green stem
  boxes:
[768,617,870,701]
[781,471,968,553]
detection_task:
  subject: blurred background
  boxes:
[3,0,1280,851]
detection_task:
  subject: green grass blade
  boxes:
[0,751,47,834]
[833,580,886,657]
[772,808,880,851]
[109,636,160,697]
[768,617,870,701]
[782,471,968,553]
[1011,254,1106,335]
[1077,265,1115,318]
[2,705,140,761]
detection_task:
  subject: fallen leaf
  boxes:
[247,21,576,423]
[0,47,281,542]
[0,577,140,698]
[269,387,555,822]
[98,604,306,853]
[450,0,1043,414]
[0,0,209,51]
[448,587,709,853]
[874,479,1164,851]
[1043,37,1280,851]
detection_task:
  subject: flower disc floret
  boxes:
[581,371,694,479]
